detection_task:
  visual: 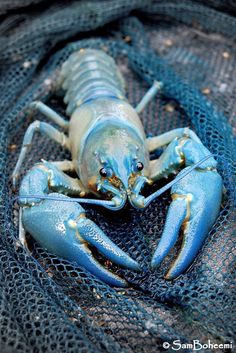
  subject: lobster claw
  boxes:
[22,193,140,287]
[151,167,222,279]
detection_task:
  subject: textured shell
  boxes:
[59,49,126,116]
[57,49,148,191]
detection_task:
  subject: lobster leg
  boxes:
[48,160,75,172]
[149,132,217,181]
[20,162,139,286]
[17,160,75,252]
[18,206,28,249]
[30,101,69,130]
[147,127,202,152]
[135,81,162,114]
[131,129,222,279]
[151,168,222,279]
[12,120,70,188]
[149,133,222,278]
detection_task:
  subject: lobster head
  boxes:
[79,122,149,207]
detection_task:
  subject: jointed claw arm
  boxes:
[19,161,139,287]
[131,128,222,279]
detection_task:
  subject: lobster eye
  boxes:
[99,167,113,177]
[99,168,107,177]
[136,161,144,171]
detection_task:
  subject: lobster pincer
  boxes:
[19,162,139,286]
[13,49,223,286]
[130,128,223,279]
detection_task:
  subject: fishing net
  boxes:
[0,1,235,352]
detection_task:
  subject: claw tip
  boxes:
[150,255,162,269]
[164,268,181,281]
[130,260,141,272]
[164,272,173,280]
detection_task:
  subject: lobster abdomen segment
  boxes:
[59,49,126,116]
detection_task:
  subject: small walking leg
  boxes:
[30,101,69,129]
[135,81,163,114]
[48,160,75,172]
[18,206,29,250]
[12,121,70,188]
[147,127,202,152]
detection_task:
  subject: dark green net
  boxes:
[0,1,235,352]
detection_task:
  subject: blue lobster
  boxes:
[12,49,222,286]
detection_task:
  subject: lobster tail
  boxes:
[59,49,126,115]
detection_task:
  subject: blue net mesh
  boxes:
[0,1,235,352]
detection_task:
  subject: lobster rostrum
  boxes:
[13,49,223,287]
